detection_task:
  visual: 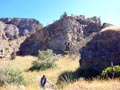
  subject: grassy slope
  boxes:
[0,55,120,90]
[0,55,79,90]
[62,79,120,90]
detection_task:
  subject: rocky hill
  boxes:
[18,15,102,55]
[0,21,19,40]
[0,18,43,37]
[0,18,43,58]
[80,26,120,71]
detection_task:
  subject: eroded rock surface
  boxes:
[80,26,120,70]
[18,15,102,55]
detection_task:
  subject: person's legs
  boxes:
[40,84,45,90]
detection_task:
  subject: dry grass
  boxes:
[0,55,120,90]
[62,79,120,90]
[0,55,79,90]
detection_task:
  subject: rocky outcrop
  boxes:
[80,26,120,71]
[0,21,25,58]
[0,17,43,58]
[75,15,101,36]
[0,21,19,40]
[18,15,102,55]
[0,18,43,36]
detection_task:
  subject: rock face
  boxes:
[0,18,43,36]
[0,18,43,58]
[0,21,19,40]
[18,15,102,55]
[80,26,120,71]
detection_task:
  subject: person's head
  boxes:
[43,75,45,78]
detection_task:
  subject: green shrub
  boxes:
[29,49,57,71]
[39,61,56,70]
[11,52,16,60]
[13,34,19,39]
[0,67,26,86]
[29,61,56,71]
[63,51,69,56]
[100,65,120,79]
[57,67,100,87]
[57,71,75,85]
[29,61,41,71]
[38,49,57,61]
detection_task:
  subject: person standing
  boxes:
[40,75,46,90]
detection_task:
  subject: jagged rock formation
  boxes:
[0,18,43,58]
[75,15,101,36]
[80,26,120,71]
[0,21,25,58]
[18,15,102,55]
[0,21,19,40]
[0,18,43,36]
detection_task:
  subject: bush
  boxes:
[29,61,41,71]
[63,51,69,56]
[29,49,57,71]
[11,52,16,60]
[100,65,120,79]
[57,67,100,87]
[39,61,56,70]
[57,71,75,85]
[29,61,56,71]
[38,49,57,61]
[0,67,26,86]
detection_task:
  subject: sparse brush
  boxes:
[0,66,27,86]
[29,61,56,71]
[63,51,69,56]
[38,49,57,61]
[100,65,120,79]
[57,71,75,85]
[29,49,57,71]
[10,52,16,60]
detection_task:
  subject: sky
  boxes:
[0,0,119,26]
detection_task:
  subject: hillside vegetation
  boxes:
[0,55,120,90]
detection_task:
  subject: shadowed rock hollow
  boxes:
[80,26,120,70]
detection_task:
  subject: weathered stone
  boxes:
[80,26,120,71]
[0,21,19,40]
[4,24,19,39]
[0,18,43,36]
[0,18,43,58]
[18,15,102,55]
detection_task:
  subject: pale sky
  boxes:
[0,0,119,26]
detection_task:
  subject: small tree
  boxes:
[60,12,67,19]
[0,66,26,86]
[29,49,57,71]
[100,65,120,79]
[38,49,57,62]
[11,52,16,60]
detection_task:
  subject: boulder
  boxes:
[80,26,120,71]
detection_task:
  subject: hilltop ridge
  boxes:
[18,15,102,55]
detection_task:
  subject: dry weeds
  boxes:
[0,55,120,90]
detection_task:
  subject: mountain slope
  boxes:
[18,15,102,55]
